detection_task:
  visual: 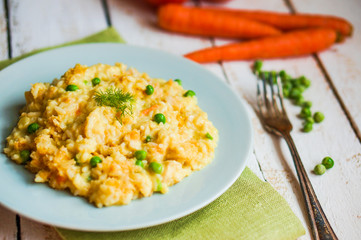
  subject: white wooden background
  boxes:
[1,0,361,239]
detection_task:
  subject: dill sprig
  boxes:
[93,87,135,122]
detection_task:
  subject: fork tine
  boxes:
[268,74,282,116]
[275,75,287,115]
[261,73,272,113]
[256,74,265,117]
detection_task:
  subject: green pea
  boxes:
[149,162,163,174]
[313,112,325,123]
[300,107,312,118]
[281,74,292,83]
[299,76,311,88]
[303,101,312,108]
[87,175,92,182]
[145,85,154,95]
[20,150,31,163]
[66,84,79,91]
[314,164,326,175]
[134,150,147,160]
[322,157,334,169]
[183,90,196,97]
[90,156,102,168]
[174,79,182,86]
[205,133,213,140]
[154,113,166,124]
[253,60,263,73]
[282,88,290,98]
[156,179,162,191]
[305,117,315,124]
[145,135,152,143]
[291,78,302,88]
[279,70,286,79]
[295,96,305,106]
[303,122,313,132]
[289,88,302,99]
[135,160,144,168]
[27,123,40,134]
[282,82,293,91]
[92,77,101,86]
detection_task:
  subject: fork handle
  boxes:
[283,133,338,240]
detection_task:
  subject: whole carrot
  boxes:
[158,4,282,39]
[204,8,353,36]
[184,28,338,63]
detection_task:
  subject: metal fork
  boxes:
[256,73,338,240]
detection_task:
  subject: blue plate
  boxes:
[0,43,253,231]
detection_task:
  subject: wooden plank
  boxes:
[0,206,17,240]
[8,0,108,57]
[290,0,361,138]
[0,0,8,59]
[20,218,62,240]
[107,0,266,179]
[7,0,108,238]
[0,2,18,240]
[197,1,361,239]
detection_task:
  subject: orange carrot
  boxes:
[204,8,353,36]
[141,105,159,115]
[184,28,338,63]
[158,4,282,39]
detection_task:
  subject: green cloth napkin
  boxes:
[0,27,124,70]
[0,27,305,240]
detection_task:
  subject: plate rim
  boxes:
[0,43,253,231]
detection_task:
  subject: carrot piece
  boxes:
[158,4,282,39]
[184,28,337,63]
[141,105,159,115]
[204,8,353,36]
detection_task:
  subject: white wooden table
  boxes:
[1,0,361,239]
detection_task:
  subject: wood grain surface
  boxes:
[0,0,360,239]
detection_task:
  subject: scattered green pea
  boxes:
[66,84,79,91]
[300,76,311,88]
[303,101,312,108]
[279,70,286,79]
[27,123,40,134]
[135,160,144,168]
[295,96,305,106]
[205,133,213,140]
[87,175,92,182]
[90,156,102,168]
[20,150,31,163]
[282,88,290,98]
[174,79,182,86]
[322,157,334,169]
[149,162,163,174]
[289,88,302,99]
[184,90,196,97]
[303,122,313,132]
[145,135,152,143]
[305,117,315,124]
[92,77,101,86]
[253,60,263,73]
[154,113,166,124]
[300,107,312,118]
[313,112,325,123]
[145,85,154,95]
[283,82,293,92]
[314,164,326,175]
[134,150,147,160]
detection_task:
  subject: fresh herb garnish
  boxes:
[93,87,135,122]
